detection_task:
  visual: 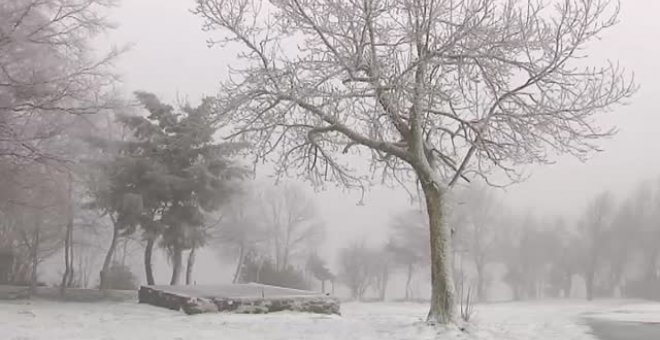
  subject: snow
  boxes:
[586,301,660,323]
[0,299,622,340]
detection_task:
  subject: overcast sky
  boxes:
[103,0,660,251]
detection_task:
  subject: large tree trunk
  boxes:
[169,247,183,286]
[421,180,456,324]
[185,247,196,285]
[232,244,245,284]
[144,237,155,285]
[100,220,119,290]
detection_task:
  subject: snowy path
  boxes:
[0,299,624,340]
[584,302,660,340]
[586,319,660,340]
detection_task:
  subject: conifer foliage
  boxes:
[86,92,248,287]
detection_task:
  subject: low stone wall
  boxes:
[138,286,189,311]
[210,295,340,315]
[138,285,341,315]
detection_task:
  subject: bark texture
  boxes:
[99,221,119,290]
[169,248,183,286]
[144,238,155,285]
[422,181,456,324]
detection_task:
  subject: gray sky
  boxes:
[105,0,660,247]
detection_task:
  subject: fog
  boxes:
[2,0,660,312]
[105,0,660,217]
[96,0,660,299]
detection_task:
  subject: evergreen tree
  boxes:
[86,92,248,286]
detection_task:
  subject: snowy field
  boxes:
[0,299,653,340]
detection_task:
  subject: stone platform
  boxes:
[138,283,340,315]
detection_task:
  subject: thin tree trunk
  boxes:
[379,267,388,301]
[60,220,73,294]
[100,219,119,290]
[185,246,196,285]
[232,244,245,284]
[120,238,129,266]
[29,227,40,295]
[60,173,75,294]
[585,271,595,301]
[67,227,74,288]
[476,262,485,302]
[144,237,155,285]
[169,247,183,286]
[421,180,456,324]
[405,262,413,301]
[563,271,573,298]
[321,280,325,294]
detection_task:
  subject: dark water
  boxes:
[586,318,660,340]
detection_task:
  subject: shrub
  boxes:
[239,255,310,290]
[99,263,138,290]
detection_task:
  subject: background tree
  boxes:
[600,201,636,296]
[0,165,69,292]
[259,183,325,272]
[214,187,267,283]
[306,253,335,293]
[386,209,430,300]
[195,0,634,324]
[546,219,580,298]
[338,242,373,300]
[238,251,311,290]
[370,247,391,301]
[578,191,614,300]
[453,185,499,301]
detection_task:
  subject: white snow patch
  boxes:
[0,299,616,340]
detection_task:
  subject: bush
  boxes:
[99,263,138,290]
[239,255,310,290]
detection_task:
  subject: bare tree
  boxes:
[578,191,614,301]
[370,247,391,301]
[338,242,372,300]
[195,0,635,323]
[214,187,267,283]
[259,183,325,271]
[454,184,499,301]
[0,0,121,165]
[386,209,430,300]
[1,165,68,292]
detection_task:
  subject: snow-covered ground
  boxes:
[0,299,644,340]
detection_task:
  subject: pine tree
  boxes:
[85,92,248,287]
